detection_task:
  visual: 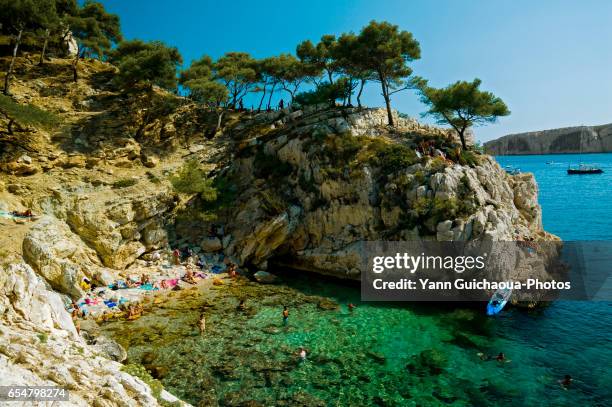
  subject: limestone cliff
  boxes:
[191,106,558,280]
[485,123,612,155]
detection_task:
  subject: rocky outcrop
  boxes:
[0,263,190,406]
[22,216,112,298]
[485,123,612,155]
[38,185,176,270]
[209,107,556,279]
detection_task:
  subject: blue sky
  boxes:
[99,0,612,142]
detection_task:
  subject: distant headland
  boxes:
[485,123,612,155]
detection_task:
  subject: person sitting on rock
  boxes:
[140,274,152,286]
[227,263,237,278]
[172,248,181,265]
[80,278,92,292]
[183,266,197,284]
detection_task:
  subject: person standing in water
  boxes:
[282,306,289,326]
[298,347,307,362]
[198,312,206,334]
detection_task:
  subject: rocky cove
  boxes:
[0,57,563,406]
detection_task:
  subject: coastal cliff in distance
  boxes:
[484,123,612,155]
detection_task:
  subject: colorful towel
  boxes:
[104,300,117,308]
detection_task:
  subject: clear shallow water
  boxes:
[102,153,612,406]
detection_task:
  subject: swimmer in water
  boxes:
[478,352,511,363]
[559,374,573,389]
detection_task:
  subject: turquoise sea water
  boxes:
[103,153,612,406]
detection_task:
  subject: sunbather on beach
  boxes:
[184,266,197,284]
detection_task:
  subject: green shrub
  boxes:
[429,156,448,172]
[294,79,352,107]
[170,159,217,201]
[370,143,419,174]
[37,333,48,343]
[411,196,474,226]
[112,178,139,188]
[413,170,426,185]
[0,94,60,133]
[458,150,480,167]
[323,132,362,163]
[200,174,237,216]
[121,363,164,400]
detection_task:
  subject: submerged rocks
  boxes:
[91,335,128,362]
[254,271,278,284]
[317,298,339,310]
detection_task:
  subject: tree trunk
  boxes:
[327,70,333,84]
[72,49,80,82]
[39,29,50,66]
[257,84,267,111]
[267,83,276,110]
[379,73,394,126]
[346,79,352,106]
[3,29,23,95]
[357,79,365,108]
[215,110,224,134]
[458,128,467,150]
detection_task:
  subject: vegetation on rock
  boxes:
[170,159,217,201]
[0,94,59,151]
[417,78,510,149]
